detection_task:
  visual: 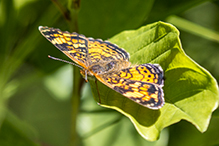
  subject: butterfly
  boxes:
[39,26,164,109]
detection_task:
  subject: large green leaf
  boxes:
[88,21,219,141]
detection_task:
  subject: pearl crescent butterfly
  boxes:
[39,26,165,109]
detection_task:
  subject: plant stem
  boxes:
[51,0,71,21]
[68,0,80,32]
[67,0,82,146]
[51,1,82,145]
[71,67,83,146]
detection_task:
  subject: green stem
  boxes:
[71,67,83,146]
[51,1,82,145]
[51,0,71,21]
[68,0,80,32]
[67,0,82,146]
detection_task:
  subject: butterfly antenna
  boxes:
[48,55,84,69]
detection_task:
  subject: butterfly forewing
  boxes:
[39,26,89,68]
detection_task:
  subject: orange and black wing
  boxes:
[39,26,88,68]
[87,38,130,65]
[96,64,164,109]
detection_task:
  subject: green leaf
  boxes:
[88,21,219,141]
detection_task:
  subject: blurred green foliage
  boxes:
[0,0,219,146]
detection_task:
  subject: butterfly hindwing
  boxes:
[96,64,164,109]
